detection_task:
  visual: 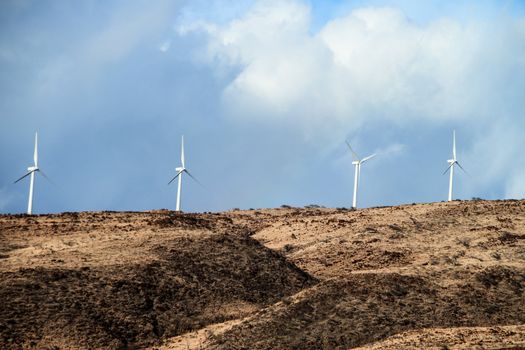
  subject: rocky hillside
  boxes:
[1,200,524,349]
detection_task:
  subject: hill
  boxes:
[1,200,524,349]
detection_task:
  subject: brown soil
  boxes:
[0,200,524,349]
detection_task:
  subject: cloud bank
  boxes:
[178,0,525,198]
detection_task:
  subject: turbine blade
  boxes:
[456,162,469,175]
[168,171,183,185]
[184,169,205,188]
[345,141,360,161]
[37,169,54,185]
[14,171,32,184]
[361,153,376,163]
[442,163,454,175]
[34,132,38,167]
[181,135,185,168]
[452,130,456,160]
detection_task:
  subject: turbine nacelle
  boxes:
[27,166,38,172]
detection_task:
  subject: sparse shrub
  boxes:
[454,250,466,258]
[283,244,294,253]
[456,237,471,248]
[498,231,521,243]
[280,204,292,209]
[388,224,404,232]
[491,251,501,260]
[281,296,292,305]
[444,255,460,266]
[471,197,483,201]
[304,204,323,209]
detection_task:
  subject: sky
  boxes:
[1,0,525,214]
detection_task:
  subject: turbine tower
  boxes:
[443,130,466,201]
[14,132,50,214]
[168,136,201,212]
[346,141,376,209]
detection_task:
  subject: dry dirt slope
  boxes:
[0,200,524,349]
[0,212,315,349]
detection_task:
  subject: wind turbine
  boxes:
[346,141,376,209]
[443,130,467,201]
[168,136,201,212]
[14,132,50,214]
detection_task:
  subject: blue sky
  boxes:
[1,0,525,213]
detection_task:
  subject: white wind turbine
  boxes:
[14,132,50,214]
[443,130,467,201]
[168,136,201,212]
[346,141,376,209]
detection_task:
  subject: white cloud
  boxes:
[177,0,525,197]
[159,40,172,52]
[179,3,525,141]
[375,142,406,158]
